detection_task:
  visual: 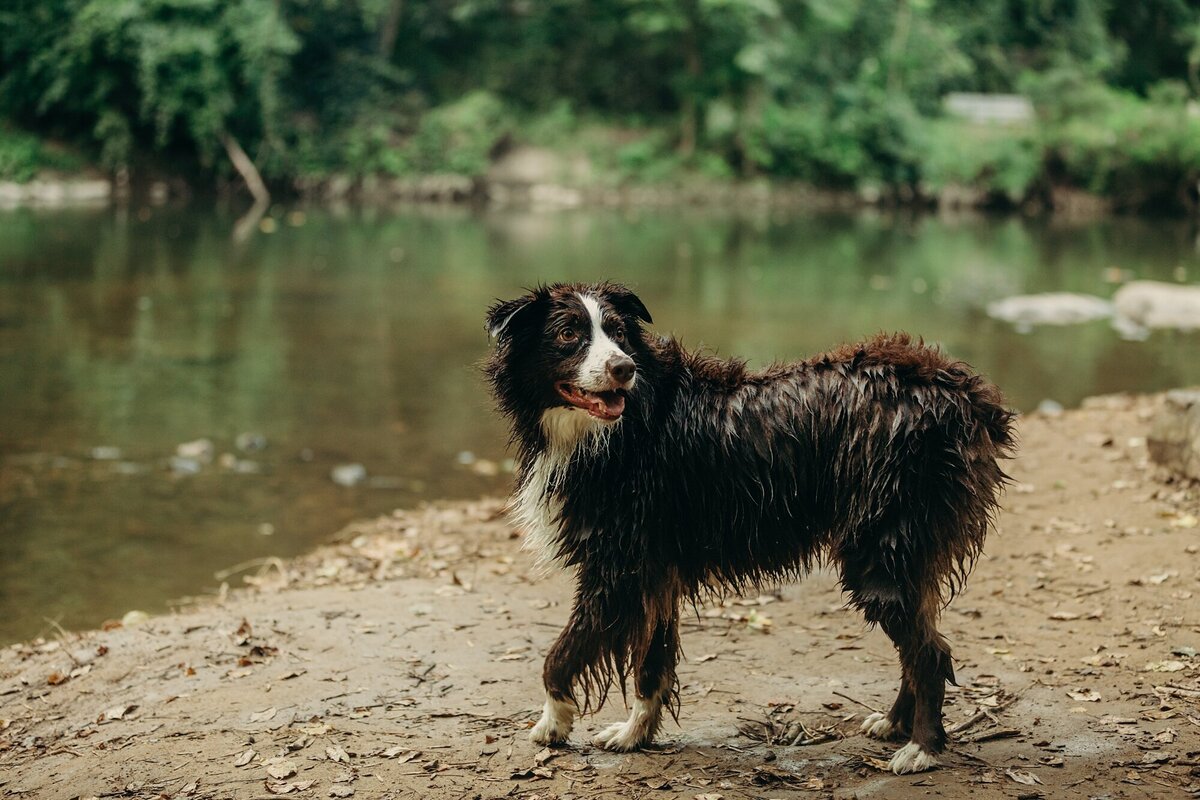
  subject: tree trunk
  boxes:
[219,131,270,206]
[378,0,405,60]
[679,1,702,158]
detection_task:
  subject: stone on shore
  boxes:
[1147,388,1200,481]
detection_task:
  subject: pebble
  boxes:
[169,456,202,475]
[331,463,367,487]
[176,438,214,463]
[236,432,267,452]
[1037,399,1065,417]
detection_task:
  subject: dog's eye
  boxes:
[557,327,579,344]
[610,327,625,343]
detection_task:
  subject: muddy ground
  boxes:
[2,395,1199,800]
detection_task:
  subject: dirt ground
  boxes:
[2,395,1199,800]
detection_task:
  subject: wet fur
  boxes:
[484,283,1015,767]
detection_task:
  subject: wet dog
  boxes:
[484,282,1014,773]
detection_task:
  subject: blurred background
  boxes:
[2,1,1200,642]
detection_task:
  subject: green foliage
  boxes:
[1,0,297,170]
[1040,80,1200,205]
[920,119,1041,198]
[0,128,44,182]
[1,0,1200,207]
[0,127,83,182]
[407,92,511,175]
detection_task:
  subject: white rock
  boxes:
[986,293,1112,329]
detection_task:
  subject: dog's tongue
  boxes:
[588,391,625,420]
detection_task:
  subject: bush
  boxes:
[920,118,1041,199]
[0,127,42,182]
[406,92,511,176]
[1037,78,1200,206]
[0,127,83,182]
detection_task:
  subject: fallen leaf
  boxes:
[1005,768,1043,786]
[234,749,256,767]
[250,707,278,723]
[326,745,350,763]
[101,704,137,722]
[533,747,558,766]
[1067,688,1101,702]
[1081,653,1122,667]
[1048,611,1080,621]
[645,777,671,789]
[265,759,298,780]
[380,747,419,761]
[746,609,772,632]
[1142,660,1185,673]
[1154,729,1177,744]
[694,795,724,800]
[697,653,718,663]
[329,788,354,798]
[266,780,315,795]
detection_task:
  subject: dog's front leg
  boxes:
[531,604,600,745]
[592,615,680,752]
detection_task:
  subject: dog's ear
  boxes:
[605,285,653,325]
[486,291,544,339]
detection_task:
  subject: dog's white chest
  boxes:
[511,407,610,567]
[513,452,568,567]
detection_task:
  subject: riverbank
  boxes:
[2,395,1199,799]
[0,156,1136,217]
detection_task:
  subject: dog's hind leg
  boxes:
[871,600,954,774]
[592,615,680,752]
[843,554,952,773]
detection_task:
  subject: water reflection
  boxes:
[0,206,1197,642]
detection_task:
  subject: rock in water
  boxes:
[1113,281,1200,333]
[1147,390,1200,481]
[331,463,367,487]
[986,293,1112,331]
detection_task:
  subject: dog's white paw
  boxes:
[860,711,897,740]
[592,721,649,752]
[888,742,938,774]
[530,699,573,745]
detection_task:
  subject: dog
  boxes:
[484,282,1014,774]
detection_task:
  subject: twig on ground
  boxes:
[965,728,1021,743]
[831,691,882,714]
[948,692,1021,736]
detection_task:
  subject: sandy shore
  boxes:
[2,395,1198,799]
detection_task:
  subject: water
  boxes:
[1,205,1198,643]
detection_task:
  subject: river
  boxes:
[1,205,1198,642]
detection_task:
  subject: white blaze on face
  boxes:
[577,294,633,392]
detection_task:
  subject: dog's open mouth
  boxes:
[555,382,626,421]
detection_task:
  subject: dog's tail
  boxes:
[931,364,1017,603]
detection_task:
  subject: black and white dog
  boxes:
[484,282,1014,774]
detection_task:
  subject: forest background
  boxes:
[4,0,1200,211]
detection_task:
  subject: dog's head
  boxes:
[485,283,653,428]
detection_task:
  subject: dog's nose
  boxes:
[607,355,636,384]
